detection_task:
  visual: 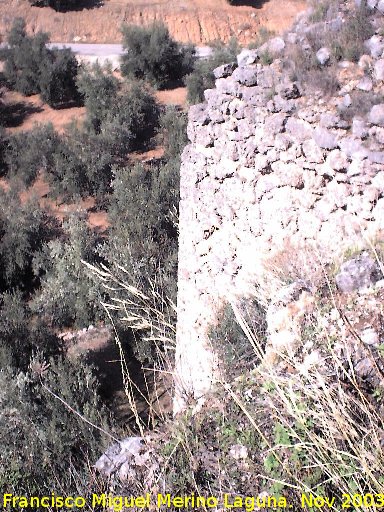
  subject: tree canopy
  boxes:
[4,18,80,107]
[120,21,195,89]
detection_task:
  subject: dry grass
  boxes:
[150,243,384,508]
[83,241,384,508]
[83,261,176,432]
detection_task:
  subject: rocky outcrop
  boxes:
[175,2,384,413]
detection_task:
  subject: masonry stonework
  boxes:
[174,26,384,413]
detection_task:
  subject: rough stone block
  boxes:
[237,49,259,67]
[368,104,384,126]
[232,66,258,86]
[286,117,313,141]
[336,253,383,292]
[313,127,338,149]
[213,62,238,79]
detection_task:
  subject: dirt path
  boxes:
[0,0,307,45]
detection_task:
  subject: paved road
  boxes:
[47,42,213,68]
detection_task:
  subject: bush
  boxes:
[96,159,179,362]
[4,74,159,200]
[186,38,240,104]
[76,64,119,134]
[209,301,267,382]
[328,4,374,62]
[46,128,114,199]
[99,81,160,156]
[5,124,60,185]
[0,357,112,494]
[28,0,78,11]
[7,121,112,199]
[121,21,195,89]
[4,18,80,107]
[31,215,104,328]
[285,3,373,95]
[308,0,340,22]
[159,106,188,161]
[103,162,179,286]
[39,48,80,107]
[0,290,61,371]
[0,188,60,292]
[77,66,160,155]
[4,18,50,96]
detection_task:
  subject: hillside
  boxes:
[0,0,307,45]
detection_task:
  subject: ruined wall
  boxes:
[174,28,384,413]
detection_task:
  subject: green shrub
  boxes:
[5,124,60,185]
[308,0,339,22]
[99,81,160,155]
[5,72,159,200]
[328,4,374,62]
[285,40,340,96]
[76,64,119,133]
[248,27,275,50]
[28,0,78,10]
[0,188,60,292]
[260,49,273,66]
[0,290,61,371]
[45,127,113,199]
[286,3,373,95]
[159,106,188,161]
[209,301,267,382]
[78,66,160,155]
[121,21,195,89]
[4,18,50,96]
[97,159,179,361]
[0,357,112,494]
[4,18,80,107]
[31,215,104,328]
[39,48,80,107]
[103,162,179,288]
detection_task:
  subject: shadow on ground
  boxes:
[65,325,173,430]
[31,0,103,11]
[229,0,269,7]
[0,101,43,128]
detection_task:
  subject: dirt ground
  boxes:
[0,0,307,45]
[2,90,86,133]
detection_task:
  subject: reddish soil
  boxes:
[156,87,188,108]
[0,82,187,235]
[0,0,307,46]
[0,174,110,232]
[2,90,86,134]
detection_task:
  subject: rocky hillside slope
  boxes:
[0,0,306,44]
